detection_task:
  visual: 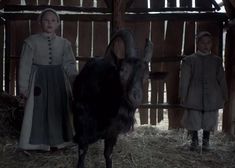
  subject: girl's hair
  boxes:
[38,8,60,23]
[196,31,212,43]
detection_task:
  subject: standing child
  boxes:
[179,31,228,151]
[18,8,78,151]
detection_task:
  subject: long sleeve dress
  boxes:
[179,52,228,131]
[18,33,78,151]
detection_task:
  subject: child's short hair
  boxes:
[38,8,60,23]
[196,31,212,43]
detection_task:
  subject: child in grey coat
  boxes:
[179,31,228,151]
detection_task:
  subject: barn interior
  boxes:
[0,0,235,167]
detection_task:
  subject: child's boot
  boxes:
[202,130,210,151]
[190,131,199,151]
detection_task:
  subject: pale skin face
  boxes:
[40,11,59,35]
[197,36,213,54]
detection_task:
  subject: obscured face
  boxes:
[197,36,212,54]
[40,11,59,34]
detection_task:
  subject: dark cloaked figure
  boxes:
[179,31,228,151]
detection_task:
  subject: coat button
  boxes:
[49,57,52,59]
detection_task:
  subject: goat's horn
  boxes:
[143,38,153,62]
[104,29,137,59]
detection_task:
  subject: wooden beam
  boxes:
[3,13,112,21]
[125,13,228,22]
[2,12,228,22]
[139,103,181,109]
[4,5,219,13]
[4,5,111,13]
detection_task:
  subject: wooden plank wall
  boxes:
[4,0,25,95]
[1,0,226,129]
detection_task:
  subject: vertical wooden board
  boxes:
[0,24,3,90]
[50,0,61,5]
[30,20,41,35]
[130,0,148,8]
[97,0,106,7]
[151,0,165,8]
[63,0,80,6]
[25,0,37,4]
[63,0,79,55]
[167,0,176,7]
[63,21,78,56]
[184,21,195,55]
[38,0,49,5]
[197,21,220,56]
[28,0,40,35]
[83,0,93,7]
[12,21,30,95]
[78,22,92,71]
[195,0,212,8]
[4,0,20,4]
[151,21,165,125]
[93,22,108,57]
[126,21,150,125]
[180,0,192,7]
[164,21,184,129]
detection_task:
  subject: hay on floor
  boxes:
[0,92,235,168]
[0,126,235,168]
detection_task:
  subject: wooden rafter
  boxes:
[4,4,219,13]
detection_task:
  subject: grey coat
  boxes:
[179,53,228,111]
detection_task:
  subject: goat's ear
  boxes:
[143,39,153,63]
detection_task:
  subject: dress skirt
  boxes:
[181,109,218,131]
[19,64,73,150]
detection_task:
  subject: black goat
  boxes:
[72,29,153,168]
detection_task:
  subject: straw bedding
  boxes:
[0,92,235,168]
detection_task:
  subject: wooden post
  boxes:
[112,0,126,60]
[78,0,93,70]
[151,0,165,125]
[63,0,79,58]
[223,27,235,134]
[112,0,125,32]
[5,22,10,93]
[93,1,108,57]
[0,22,4,90]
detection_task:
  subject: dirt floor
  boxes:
[0,126,235,168]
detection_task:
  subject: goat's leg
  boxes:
[104,136,117,168]
[77,144,88,168]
